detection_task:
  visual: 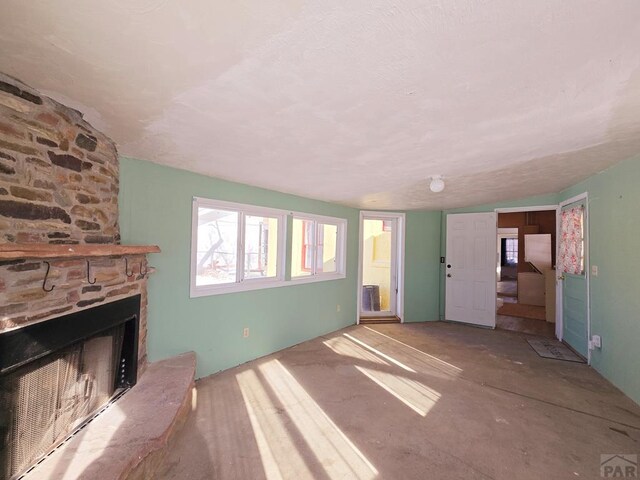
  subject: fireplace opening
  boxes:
[0,295,140,480]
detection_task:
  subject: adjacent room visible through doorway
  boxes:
[495,208,557,337]
[358,212,405,325]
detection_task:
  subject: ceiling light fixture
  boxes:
[429,175,445,193]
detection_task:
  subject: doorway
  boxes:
[443,205,590,360]
[358,212,405,324]
[495,207,557,337]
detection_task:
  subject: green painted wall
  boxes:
[443,193,560,216]
[119,154,640,404]
[438,193,559,319]
[404,211,442,322]
[119,157,360,378]
[559,155,640,404]
[119,158,442,378]
[434,158,640,405]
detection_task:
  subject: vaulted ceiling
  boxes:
[2,0,640,210]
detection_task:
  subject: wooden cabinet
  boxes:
[518,272,545,306]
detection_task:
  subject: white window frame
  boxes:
[290,212,347,284]
[190,197,288,297]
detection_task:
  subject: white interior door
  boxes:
[445,212,497,328]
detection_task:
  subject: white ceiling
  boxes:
[2,0,640,210]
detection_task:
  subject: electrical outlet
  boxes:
[337,304,341,312]
[591,265,598,277]
[243,327,249,338]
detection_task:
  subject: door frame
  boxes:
[357,211,406,324]
[557,192,591,363]
[494,204,559,324]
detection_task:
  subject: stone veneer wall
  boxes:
[0,73,150,369]
[0,72,119,244]
[0,257,150,366]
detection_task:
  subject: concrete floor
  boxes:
[160,322,640,480]
[496,295,555,337]
[495,313,556,337]
[496,280,518,297]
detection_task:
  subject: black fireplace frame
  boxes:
[0,295,140,388]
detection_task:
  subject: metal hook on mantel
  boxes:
[42,261,55,292]
[139,259,148,278]
[125,258,135,278]
[87,260,97,285]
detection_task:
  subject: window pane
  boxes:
[291,218,313,277]
[317,223,337,273]
[505,238,518,265]
[196,208,238,286]
[244,215,278,280]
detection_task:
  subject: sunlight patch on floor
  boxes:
[355,367,441,417]
[236,369,313,480]
[323,336,389,365]
[191,386,198,411]
[343,333,415,372]
[360,327,462,377]
[50,402,127,480]
[260,360,378,480]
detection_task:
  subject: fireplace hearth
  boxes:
[0,296,141,480]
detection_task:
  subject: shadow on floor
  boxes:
[160,322,640,480]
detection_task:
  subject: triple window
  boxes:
[191,198,346,296]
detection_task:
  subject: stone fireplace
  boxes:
[0,296,140,479]
[0,73,161,479]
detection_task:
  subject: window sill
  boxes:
[190,278,290,298]
[190,272,347,298]
[289,273,346,285]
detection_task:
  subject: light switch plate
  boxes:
[591,265,598,276]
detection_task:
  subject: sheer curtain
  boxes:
[558,205,584,275]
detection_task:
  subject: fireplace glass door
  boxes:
[0,325,125,479]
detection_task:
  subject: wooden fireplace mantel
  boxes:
[0,243,161,260]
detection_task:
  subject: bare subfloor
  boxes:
[160,322,640,480]
[496,296,555,337]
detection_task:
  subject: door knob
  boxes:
[447,273,452,278]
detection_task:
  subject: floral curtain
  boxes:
[558,205,584,275]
